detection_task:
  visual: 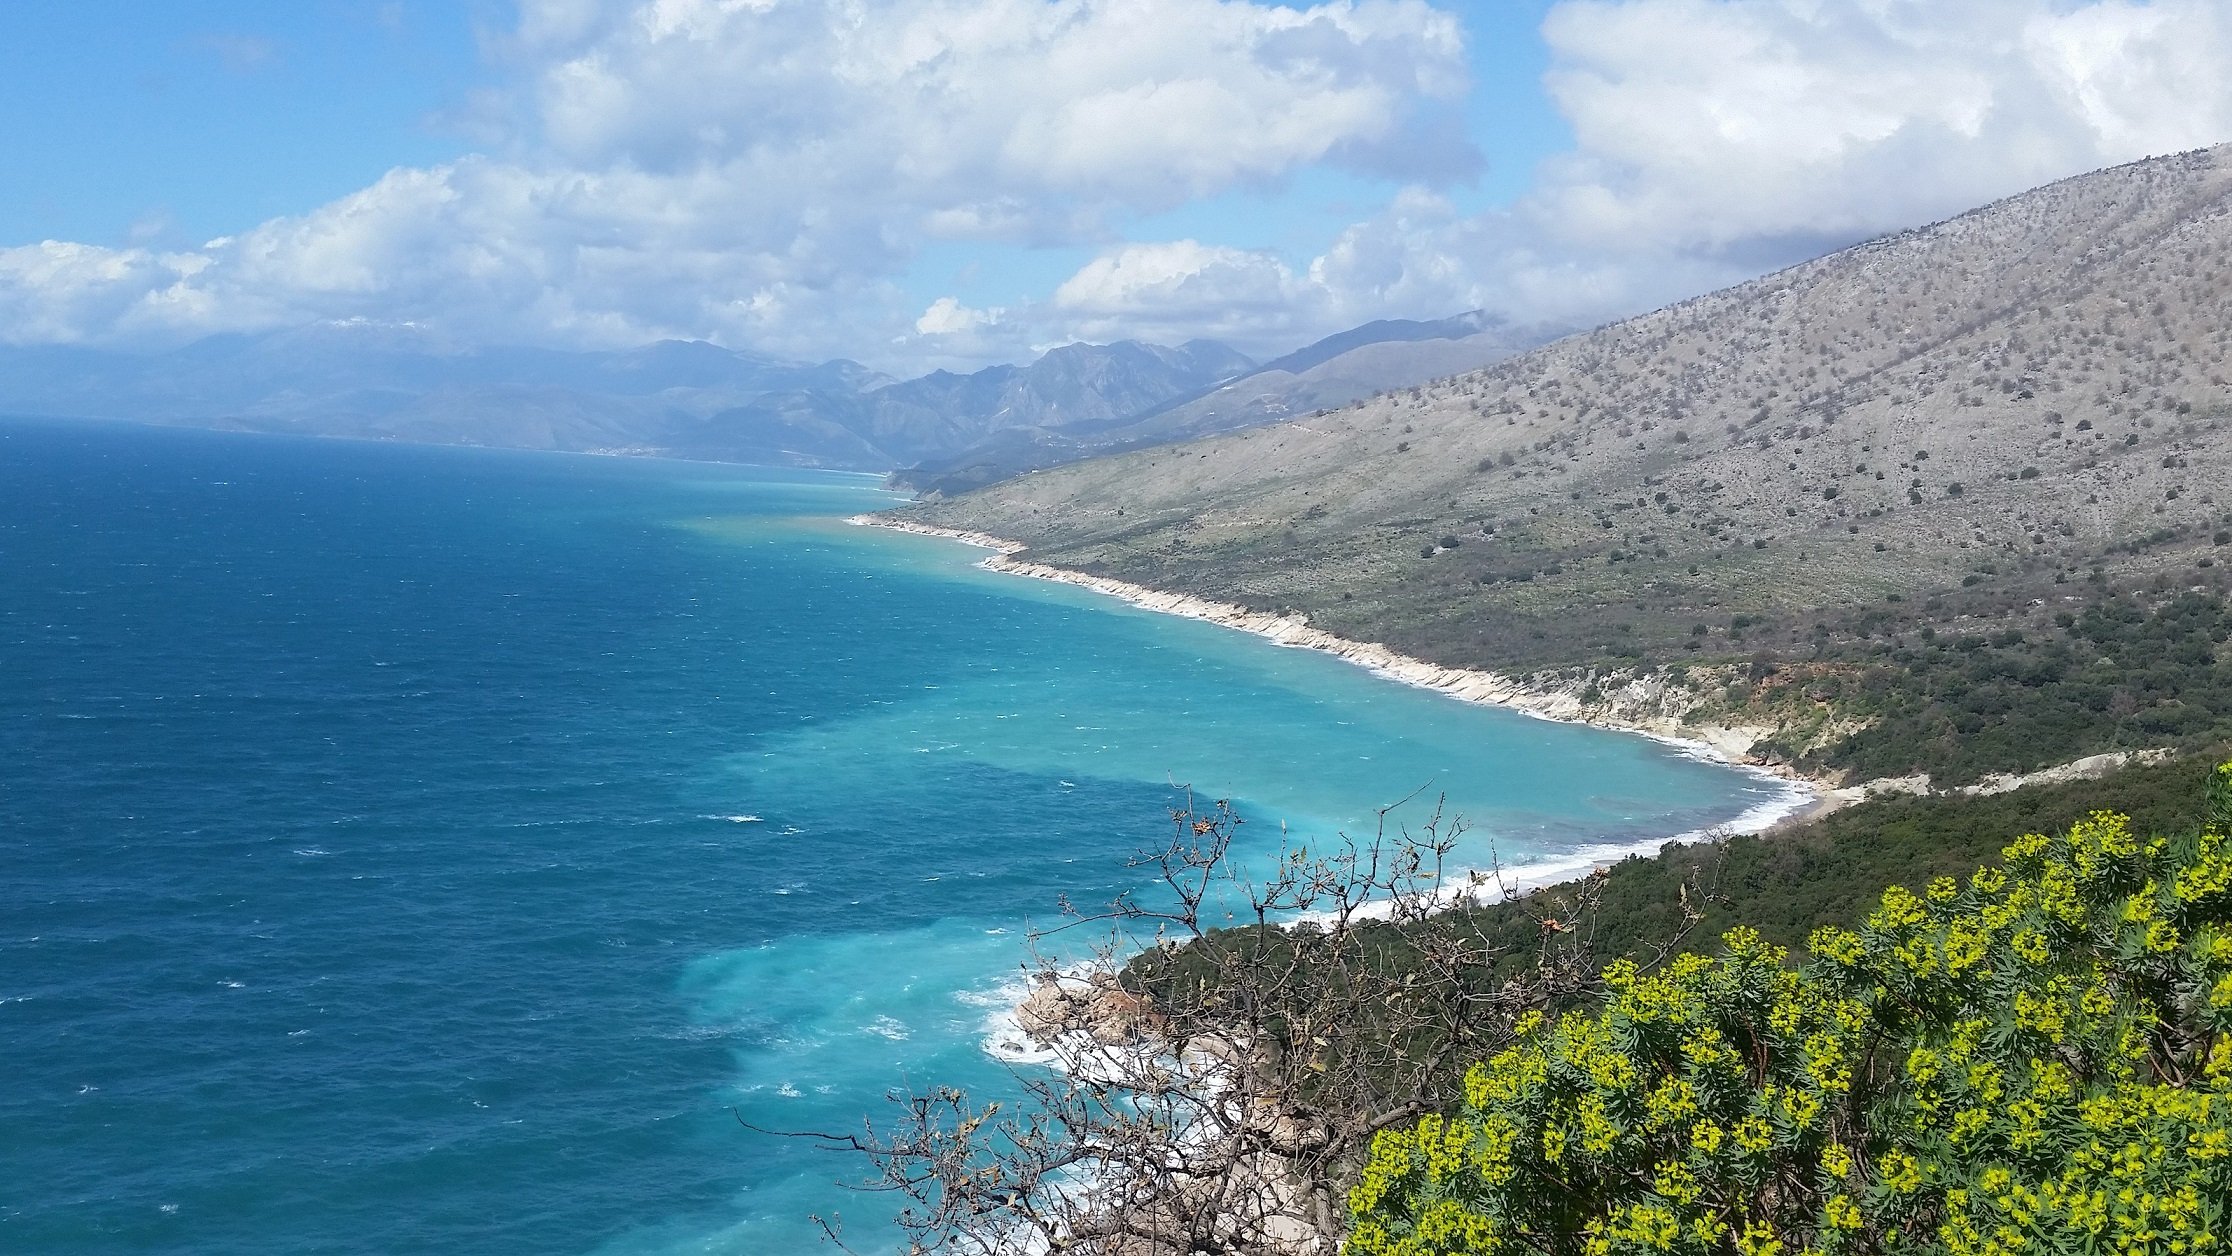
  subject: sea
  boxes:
[0,417,1801,1254]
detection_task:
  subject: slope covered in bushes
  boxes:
[1350,764,2232,1256]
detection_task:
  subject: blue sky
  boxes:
[0,3,482,248]
[2,1,2227,371]
[0,0,1565,330]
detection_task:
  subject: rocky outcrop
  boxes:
[1822,748,2176,807]
[1013,970,1160,1047]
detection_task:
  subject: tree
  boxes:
[762,794,1698,1255]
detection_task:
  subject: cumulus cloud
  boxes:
[1050,240,1321,342]
[1109,0,2232,358]
[0,0,1471,362]
[1530,0,2232,260]
[811,0,2232,358]
[915,296,1001,336]
[8,0,2232,370]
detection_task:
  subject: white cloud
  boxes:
[1530,0,2232,259]
[8,0,2232,372]
[1101,0,2232,358]
[0,0,1469,361]
[915,296,1001,336]
[981,0,2232,359]
[1046,240,1327,348]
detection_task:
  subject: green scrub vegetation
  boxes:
[1349,764,2232,1256]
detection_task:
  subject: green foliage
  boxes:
[1127,756,2223,1114]
[1805,593,2232,787]
[1349,764,2232,1256]
[1572,753,2224,961]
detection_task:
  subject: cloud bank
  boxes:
[1,0,1469,364]
[1051,0,2232,358]
[4,0,2231,369]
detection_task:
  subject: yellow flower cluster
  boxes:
[1348,763,2232,1256]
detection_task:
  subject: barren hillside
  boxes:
[906,145,2232,675]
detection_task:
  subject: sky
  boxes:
[3,0,2231,374]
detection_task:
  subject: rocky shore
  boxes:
[859,515,2187,831]
[851,514,1811,802]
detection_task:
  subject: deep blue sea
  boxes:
[0,418,1796,1254]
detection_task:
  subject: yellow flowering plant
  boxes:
[1348,763,2232,1256]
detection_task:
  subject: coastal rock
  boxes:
[1014,971,1157,1047]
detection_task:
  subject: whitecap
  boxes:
[864,1015,911,1041]
[776,1082,801,1098]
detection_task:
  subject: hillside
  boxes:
[892,313,1563,493]
[900,145,2232,781]
[1088,312,1564,449]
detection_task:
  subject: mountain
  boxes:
[1102,311,1566,444]
[0,308,1569,481]
[894,311,1565,494]
[0,327,886,459]
[837,338,1255,465]
[902,145,2232,681]
[0,330,1249,470]
[1250,310,1523,378]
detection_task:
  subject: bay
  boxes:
[0,418,1789,1253]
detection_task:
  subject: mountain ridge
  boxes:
[0,311,1556,475]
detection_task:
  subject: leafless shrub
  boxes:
[756,794,1707,1254]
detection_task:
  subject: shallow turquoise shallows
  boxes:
[0,418,1793,1254]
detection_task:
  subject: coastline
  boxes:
[853,515,2173,846]
[850,513,1821,843]
[863,510,2168,1253]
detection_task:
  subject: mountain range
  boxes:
[0,308,1559,475]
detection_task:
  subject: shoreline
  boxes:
[854,510,2186,1253]
[851,513,1822,845]
[853,515,2172,844]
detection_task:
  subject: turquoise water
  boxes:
[0,418,1793,1253]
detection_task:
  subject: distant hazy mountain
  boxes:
[0,328,1250,470]
[0,307,1565,477]
[894,311,1566,493]
[1106,311,1566,444]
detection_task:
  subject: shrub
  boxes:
[1350,765,2232,1256]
